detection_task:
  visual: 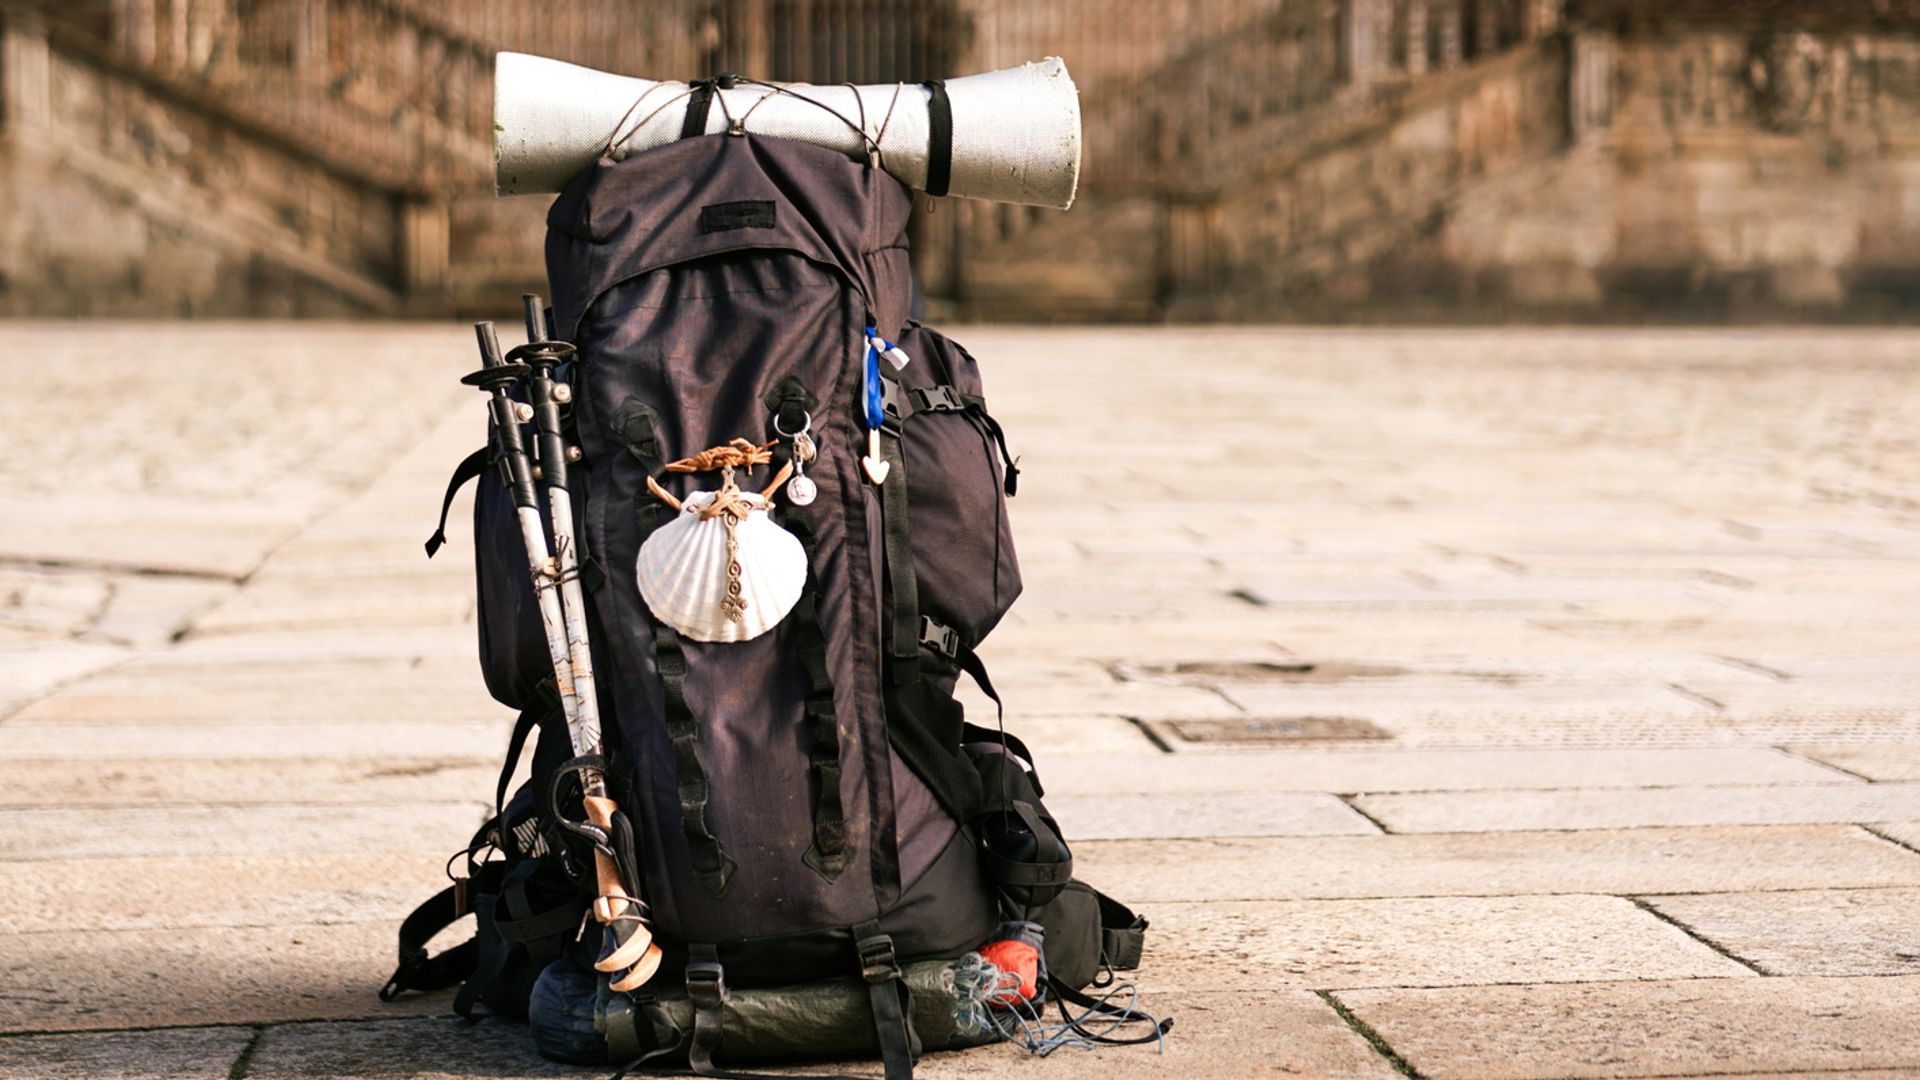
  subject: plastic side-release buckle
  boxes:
[917,616,961,660]
[880,378,910,432]
[910,385,968,413]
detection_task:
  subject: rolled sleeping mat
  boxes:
[527,954,1006,1065]
[493,52,1081,209]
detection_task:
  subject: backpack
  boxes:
[385,131,1166,1076]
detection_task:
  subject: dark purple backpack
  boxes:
[391,132,1158,1076]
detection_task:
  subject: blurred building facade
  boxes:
[0,0,1915,319]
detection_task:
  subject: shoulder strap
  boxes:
[424,446,490,557]
[378,860,509,1002]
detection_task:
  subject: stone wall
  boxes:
[1159,39,1573,319]
[1145,13,1920,320]
[1432,21,1920,317]
[0,12,403,316]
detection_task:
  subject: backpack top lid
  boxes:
[544,133,916,342]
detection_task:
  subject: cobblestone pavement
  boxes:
[4,323,1920,1079]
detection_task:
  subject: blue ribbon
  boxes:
[863,340,885,430]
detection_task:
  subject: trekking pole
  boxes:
[466,321,662,992]
[463,324,580,732]
[508,298,599,762]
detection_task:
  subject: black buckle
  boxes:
[911,385,967,413]
[880,379,910,431]
[685,960,729,1008]
[917,616,960,660]
[857,934,900,984]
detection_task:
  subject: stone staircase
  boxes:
[1,0,1574,319]
[0,0,545,316]
[0,10,405,315]
[948,3,1572,320]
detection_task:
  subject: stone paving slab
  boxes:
[0,642,127,719]
[1217,681,1716,732]
[0,757,501,807]
[0,492,299,579]
[8,325,1920,1079]
[1335,975,1920,1079]
[237,992,1398,1080]
[1073,826,1920,903]
[105,639,478,675]
[1873,821,1920,850]
[0,722,508,760]
[1038,746,1852,794]
[1047,792,1380,839]
[891,988,1401,1079]
[1140,895,1750,990]
[10,685,504,725]
[87,576,239,649]
[241,1017,574,1079]
[0,923,448,1033]
[1642,888,1920,977]
[2,564,240,645]
[1791,743,1920,781]
[0,853,450,935]
[953,676,1245,721]
[75,654,477,687]
[0,1026,254,1079]
[1703,1073,1920,1079]
[186,577,474,636]
[0,803,488,859]
[1355,782,1920,833]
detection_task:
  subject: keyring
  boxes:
[773,409,812,439]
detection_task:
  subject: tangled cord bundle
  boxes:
[957,954,1168,1058]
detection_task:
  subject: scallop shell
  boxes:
[636,490,807,643]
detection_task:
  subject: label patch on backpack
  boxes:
[700,200,776,233]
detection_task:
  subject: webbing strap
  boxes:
[854,923,917,1079]
[380,886,477,1002]
[788,518,850,881]
[451,892,512,1020]
[685,944,728,1076]
[493,683,556,826]
[922,80,953,197]
[490,897,582,947]
[877,426,921,669]
[980,802,1074,892]
[380,860,508,1003]
[656,625,736,897]
[681,80,716,138]
[424,446,488,557]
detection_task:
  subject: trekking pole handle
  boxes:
[513,294,575,493]
[523,293,550,343]
[468,322,540,513]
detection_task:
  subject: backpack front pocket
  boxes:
[890,325,1022,657]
